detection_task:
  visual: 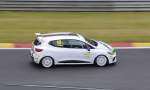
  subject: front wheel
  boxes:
[41,57,54,68]
[95,55,108,67]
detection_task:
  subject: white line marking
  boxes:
[116,47,150,49]
[6,84,112,90]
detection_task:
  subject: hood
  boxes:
[96,41,114,51]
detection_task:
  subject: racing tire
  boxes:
[95,55,108,67]
[41,56,54,68]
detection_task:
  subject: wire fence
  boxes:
[0,0,150,11]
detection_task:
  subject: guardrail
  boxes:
[0,0,150,11]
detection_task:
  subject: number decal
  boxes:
[84,52,91,58]
[56,40,63,47]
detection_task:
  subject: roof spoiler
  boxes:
[35,33,41,37]
[35,32,77,37]
[35,33,54,37]
[35,33,57,37]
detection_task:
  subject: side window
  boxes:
[86,44,94,49]
[67,39,87,49]
[49,39,93,49]
[62,39,71,48]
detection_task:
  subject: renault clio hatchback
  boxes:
[30,32,117,68]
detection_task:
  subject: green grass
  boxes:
[0,11,150,43]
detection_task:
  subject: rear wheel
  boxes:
[95,55,108,67]
[41,57,54,68]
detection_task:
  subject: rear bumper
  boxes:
[30,50,41,64]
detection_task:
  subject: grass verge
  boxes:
[0,11,150,43]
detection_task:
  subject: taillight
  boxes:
[35,48,43,52]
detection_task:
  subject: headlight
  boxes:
[108,49,116,55]
[112,49,116,53]
[108,51,113,55]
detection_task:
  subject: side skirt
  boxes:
[57,60,92,65]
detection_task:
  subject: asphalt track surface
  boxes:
[0,49,150,90]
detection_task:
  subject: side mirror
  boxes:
[87,46,91,51]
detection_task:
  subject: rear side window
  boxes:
[33,39,41,46]
[49,40,63,47]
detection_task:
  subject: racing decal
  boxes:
[84,52,91,58]
[112,49,116,54]
[56,40,63,47]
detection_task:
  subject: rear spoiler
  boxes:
[35,33,52,37]
[35,33,41,37]
[35,32,78,37]
[35,33,44,42]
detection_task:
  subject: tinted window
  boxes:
[85,38,98,47]
[49,40,63,47]
[62,39,72,48]
[67,39,86,49]
[49,39,87,49]
[86,44,94,49]
[33,39,41,46]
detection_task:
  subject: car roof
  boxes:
[36,32,86,42]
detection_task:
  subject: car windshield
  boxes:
[85,38,98,47]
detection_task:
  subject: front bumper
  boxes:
[107,53,117,64]
[112,57,117,63]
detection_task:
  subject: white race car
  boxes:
[30,32,117,68]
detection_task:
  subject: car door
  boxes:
[59,39,94,64]
[49,39,95,64]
